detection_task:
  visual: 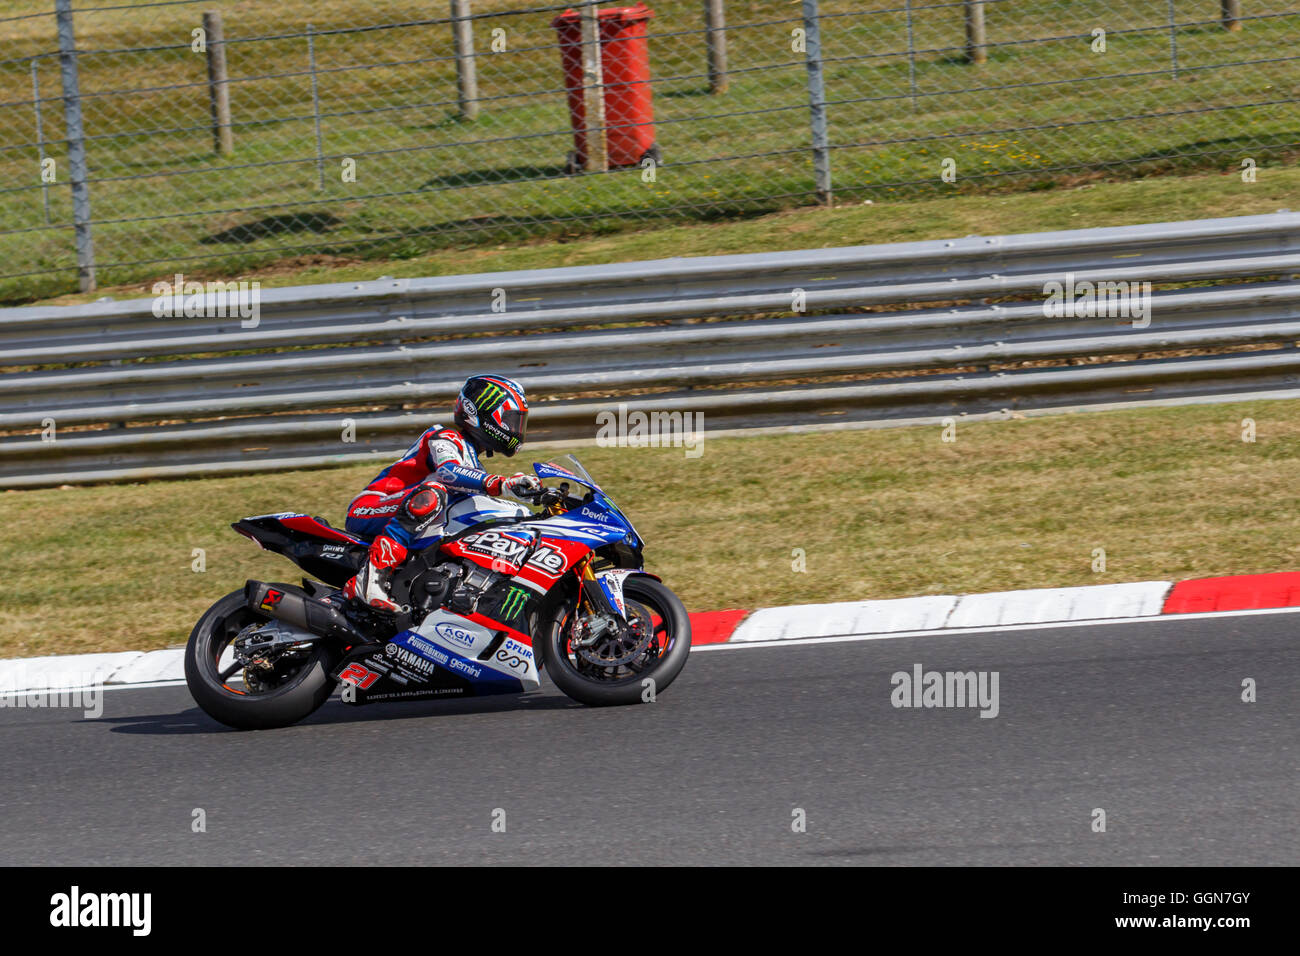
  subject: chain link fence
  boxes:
[1,0,1297,303]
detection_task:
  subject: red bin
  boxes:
[552,5,658,170]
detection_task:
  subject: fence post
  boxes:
[54,0,95,292]
[579,1,608,172]
[31,59,51,225]
[1166,0,1179,78]
[1220,0,1242,32]
[704,0,728,94]
[903,0,918,110]
[451,0,479,120]
[203,11,233,155]
[307,23,325,189]
[801,0,831,205]
[964,1,986,64]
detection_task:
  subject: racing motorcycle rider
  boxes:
[341,374,540,613]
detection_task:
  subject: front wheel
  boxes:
[543,576,691,706]
[184,588,339,730]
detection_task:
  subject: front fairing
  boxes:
[533,459,644,551]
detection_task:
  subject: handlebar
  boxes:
[522,481,570,508]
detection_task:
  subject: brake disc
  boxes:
[575,604,654,668]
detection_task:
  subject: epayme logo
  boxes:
[595,403,704,459]
[1043,272,1152,328]
[891,663,999,718]
[50,886,151,936]
[0,670,102,718]
[151,273,261,328]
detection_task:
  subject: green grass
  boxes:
[2,0,1296,302]
[3,397,1300,658]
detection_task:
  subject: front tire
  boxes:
[184,589,339,730]
[543,576,691,706]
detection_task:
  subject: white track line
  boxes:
[2,604,1296,699]
[693,604,1300,653]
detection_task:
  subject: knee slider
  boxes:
[402,479,448,532]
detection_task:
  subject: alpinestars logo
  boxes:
[375,538,403,565]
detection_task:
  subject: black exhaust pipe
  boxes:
[245,581,370,645]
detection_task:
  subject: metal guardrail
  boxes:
[2,212,1298,488]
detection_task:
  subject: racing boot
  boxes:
[343,534,408,613]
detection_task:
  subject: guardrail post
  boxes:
[801,0,831,205]
[704,0,728,94]
[55,0,95,292]
[203,11,233,155]
[964,1,986,65]
[1220,0,1242,31]
[451,0,479,120]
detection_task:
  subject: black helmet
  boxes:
[454,374,529,457]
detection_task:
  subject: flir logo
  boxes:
[49,886,151,936]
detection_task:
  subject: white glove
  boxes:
[501,473,542,501]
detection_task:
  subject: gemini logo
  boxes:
[499,586,529,619]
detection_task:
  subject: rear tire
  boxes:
[543,576,691,706]
[184,589,338,730]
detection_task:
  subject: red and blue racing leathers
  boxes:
[341,425,519,591]
[344,424,509,546]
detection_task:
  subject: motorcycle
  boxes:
[184,456,691,729]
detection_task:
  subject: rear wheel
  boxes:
[184,589,339,730]
[542,576,691,706]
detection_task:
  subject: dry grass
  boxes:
[3,397,1299,657]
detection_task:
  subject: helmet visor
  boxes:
[500,406,527,441]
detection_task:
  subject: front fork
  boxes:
[564,557,612,649]
[570,559,660,648]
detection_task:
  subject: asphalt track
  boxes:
[1,610,1295,865]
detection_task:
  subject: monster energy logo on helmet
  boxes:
[476,381,506,408]
[499,586,529,619]
[456,374,528,458]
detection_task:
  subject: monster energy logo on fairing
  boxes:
[499,586,528,619]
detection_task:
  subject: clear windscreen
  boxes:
[560,454,596,487]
